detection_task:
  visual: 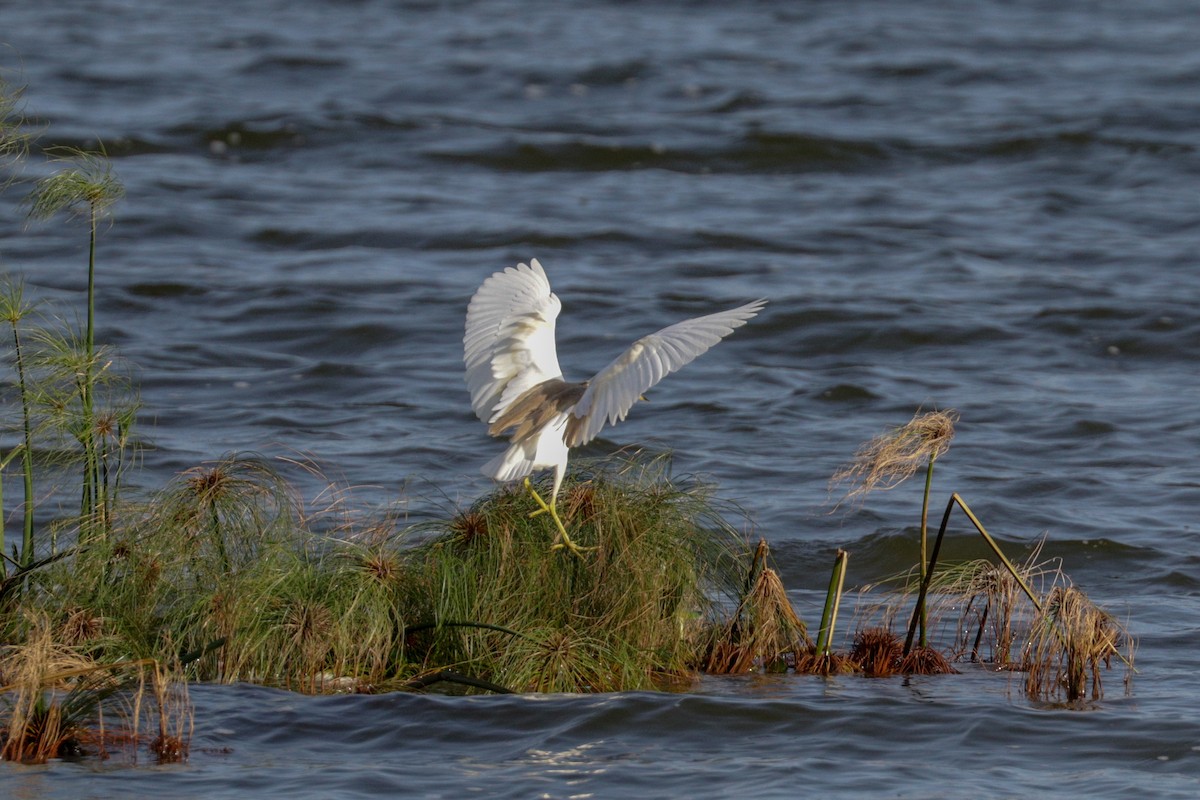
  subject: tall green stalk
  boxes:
[918,453,937,648]
[81,202,100,536]
[13,324,36,566]
[0,446,37,573]
[0,282,38,568]
[1,80,31,573]
[26,148,122,542]
[0,452,10,571]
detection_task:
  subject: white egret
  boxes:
[464,259,766,554]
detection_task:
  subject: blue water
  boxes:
[2,0,1199,796]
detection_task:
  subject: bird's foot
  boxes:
[524,478,594,556]
[550,525,595,556]
[546,508,595,556]
[525,477,552,517]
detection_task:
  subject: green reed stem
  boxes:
[904,492,1043,655]
[904,496,952,655]
[86,205,96,364]
[78,203,102,541]
[951,495,1041,612]
[210,501,229,572]
[814,549,848,656]
[918,453,936,648]
[9,320,36,567]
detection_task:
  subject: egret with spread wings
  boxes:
[464,259,766,554]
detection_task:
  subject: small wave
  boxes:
[816,383,880,403]
[967,130,1194,160]
[425,131,892,174]
[125,281,210,299]
[572,58,655,87]
[239,55,348,74]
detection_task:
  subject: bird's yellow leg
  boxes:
[523,477,593,556]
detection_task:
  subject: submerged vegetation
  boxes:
[0,78,1135,767]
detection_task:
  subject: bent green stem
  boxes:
[904,493,1042,655]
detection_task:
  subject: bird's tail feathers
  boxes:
[481,443,536,483]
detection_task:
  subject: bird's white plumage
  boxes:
[480,412,571,484]
[567,299,768,446]
[463,259,564,423]
[464,259,766,494]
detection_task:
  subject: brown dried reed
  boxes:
[1022,586,1132,702]
[850,627,904,677]
[830,409,958,507]
[703,540,810,674]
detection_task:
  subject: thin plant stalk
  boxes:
[814,549,849,656]
[904,497,952,655]
[918,452,936,648]
[0,446,33,573]
[15,325,36,566]
[26,148,123,542]
[904,493,1042,655]
[81,201,100,536]
[954,496,1041,612]
[0,282,38,567]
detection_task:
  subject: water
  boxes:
[2,0,1199,796]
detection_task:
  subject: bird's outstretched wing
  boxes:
[566,299,767,446]
[464,259,565,423]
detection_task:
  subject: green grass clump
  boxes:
[8,448,765,697]
[405,454,754,692]
[20,454,417,692]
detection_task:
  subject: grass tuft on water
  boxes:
[702,539,811,675]
[1022,585,1133,703]
[409,453,755,692]
[0,612,192,763]
[5,449,764,697]
[849,627,903,677]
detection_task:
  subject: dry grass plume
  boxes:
[830,409,958,507]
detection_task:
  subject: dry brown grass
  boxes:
[703,540,810,674]
[0,615,98,762]
[562,483,599,521]
[55,606,106,647]
[794,650,856,676]
[899,646,957,675]
[1022,586,1133,702]
[907,554,1051,668]
[0,616,195,764]
[141,656,193,763]
[830,409,958,507]
[850,627,904,677]
[948,561,1031,666]
[448,509,490,545]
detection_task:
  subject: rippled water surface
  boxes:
[2,0,1199,797]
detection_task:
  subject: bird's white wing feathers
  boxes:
[464,259,564,423]
[568,299,767,446]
